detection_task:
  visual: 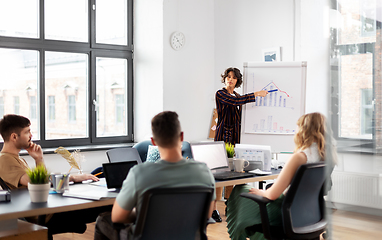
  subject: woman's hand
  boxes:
[70,173,99,183]
[249,188,266,197]
[254,90,268,97]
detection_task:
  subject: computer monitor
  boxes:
[235,144,272,171]
[190,141,228,170]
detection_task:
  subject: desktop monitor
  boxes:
[190,141,228,170]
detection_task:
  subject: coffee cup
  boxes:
[233,159,250,172]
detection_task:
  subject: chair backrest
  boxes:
[0,176,10,191]
[106,147,142,164]
[132,140,152,163]
[133,140,193,162]
[282,162,327,239]
[133,186,213,240]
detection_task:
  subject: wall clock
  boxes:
[170,31,185,50]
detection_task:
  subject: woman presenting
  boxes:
[215,67,268,144]
[211,67,268,223]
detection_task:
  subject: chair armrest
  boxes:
[240,193,271,205]
[240,193,273,240]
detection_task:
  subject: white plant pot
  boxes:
[28,182,50,203]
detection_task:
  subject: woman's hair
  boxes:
[294,112,326,159]
[221,67,243,88]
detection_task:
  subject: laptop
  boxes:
[190,141,254,180]
[102,161,138,190]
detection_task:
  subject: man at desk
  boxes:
[0,114,109,239]
[0,114,97,188]
[94,111,216,240]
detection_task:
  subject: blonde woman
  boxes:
[225,112,336,240]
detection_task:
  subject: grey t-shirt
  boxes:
[116,158,216,211]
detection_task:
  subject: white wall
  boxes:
[134,0,164,141]
[163,0,215,141]
[214,0,330,151]
[134,0,215,142]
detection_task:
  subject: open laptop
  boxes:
[102,161,138,190]
[190,141,254,180]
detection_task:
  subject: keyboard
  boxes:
[213,171,254,180]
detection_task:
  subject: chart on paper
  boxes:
[242,62,306,135]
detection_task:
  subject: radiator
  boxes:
[330,171,382,209]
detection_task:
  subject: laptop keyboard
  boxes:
[213,171,254,180]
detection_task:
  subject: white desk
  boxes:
[214,169,280,188]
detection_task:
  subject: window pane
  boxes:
[45,51,88,140]
[96,0,127,45]
[339,54,373,139]
[96,57,127,137]
[0,48,39,140]
[48,96,55,121]
[45,0,88,42]
[0,0,39,38]
[330,0,378,141]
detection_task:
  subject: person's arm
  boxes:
[111,201,136,223]
[69,174,99,183]
[25,142,44,166]
[249,152,307,200]
[16,142,45,187]
[254,90,268,97]
[216,89,257,106]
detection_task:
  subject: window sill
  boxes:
[19,142,135,156]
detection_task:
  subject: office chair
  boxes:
[114,186,214,240]
[106,147,143,164]
[133,140,193,162]
[0,176,10,191]
[240,162,327,240]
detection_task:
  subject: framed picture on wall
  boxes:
[262,47,281,62]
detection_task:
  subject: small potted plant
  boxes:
[225,143,235,171]
[26,165,50,203]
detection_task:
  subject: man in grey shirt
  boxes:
[94,111,216,240]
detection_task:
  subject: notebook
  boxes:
[190,141,254,180]
[102,161,138,189]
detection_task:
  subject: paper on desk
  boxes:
[62,184,118,200]
[249,169,272,175]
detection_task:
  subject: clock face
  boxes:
[171,32,185,50]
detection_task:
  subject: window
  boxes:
[14,96,20,115]
[115,94,124,124]
[361,89,373,136]
[0,97,3,117]
[29,96,37,120]
[48,96,55,121]
[0,1,133,147]
[330,0,380,150]
[68,95,76,123]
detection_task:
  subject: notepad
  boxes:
[62,184,118,200]
[249,169,272,175]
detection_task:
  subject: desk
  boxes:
[0,184,116,222]
[215,169,280,188]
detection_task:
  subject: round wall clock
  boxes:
[170,31,185,50]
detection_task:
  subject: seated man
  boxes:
[94,111,216,240]
[0,114,111,239]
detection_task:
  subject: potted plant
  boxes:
[26,165,50,203]
[225,143,235,171]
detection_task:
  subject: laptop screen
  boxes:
[190,141,228,170]
[102,161,138,189]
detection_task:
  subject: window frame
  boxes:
[0,0,134,148]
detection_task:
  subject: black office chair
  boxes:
[115,186,214,240]
[106,147,143,164]
[0,176,10,191]
[240,162,327,240]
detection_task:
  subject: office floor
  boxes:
[54,200,382,240]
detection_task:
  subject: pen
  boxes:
[94,172,103,177]
[268,89,278,92]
